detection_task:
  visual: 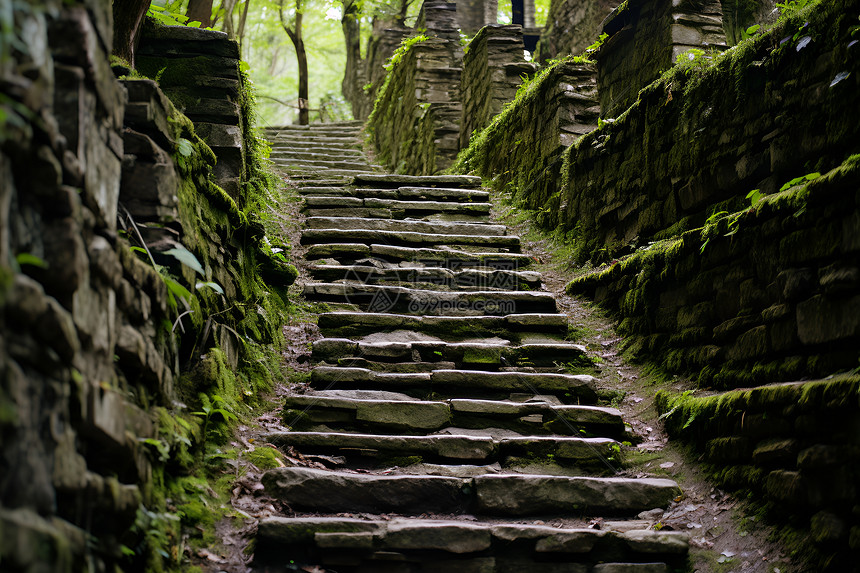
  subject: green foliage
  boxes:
[14,253,48,269]
[775,0,816,17]
[192,392,237,444]
[148,1,203,28]
[163,246,205,276]
[384,33,429,70]
[585,33,608,55]
[674,48,719,76]
[779,171,820,191]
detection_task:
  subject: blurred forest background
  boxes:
[147,0,550,125]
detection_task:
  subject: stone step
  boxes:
[303,284,557,315]
[305,243,535,268]
[354,173,483,189]
[296,186,353,196]
[271,158,377,171]
[308,367,596,402]
[271,150,365,161]
[296,179,351,188]
[272,145,365,155]
[295,186,492,202]
[282,167,378,178]
[304,217,507,236]
[301,229,521,250]
[313,338,588,368]
[307,264,541,290]
[316,312,568,339]
[254,517,689,571]
[264,120,362,130]
[282,393,623,436]
[266,126,362,137]
[260,467,681,516]
[303,196,492,214]
[267,432,620,468]
[269,135,362,146]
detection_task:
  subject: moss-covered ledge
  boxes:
[568,153,860,389]
[655,375,860,568]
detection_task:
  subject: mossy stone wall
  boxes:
[1,7,289,572]
[367,34,463,174]
[568,153,860,389]
[459,25,536,150]
[655,376,860,568]
[550,0,860,264]
[595,0,727,117]
[455,58,599,225]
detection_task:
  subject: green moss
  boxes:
[247,446,285,470]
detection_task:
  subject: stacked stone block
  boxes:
[656,376,860,567]
[136,25,246,199]
[459,25,537,150]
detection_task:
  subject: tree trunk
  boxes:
[237,0,252,54]
[279,0,310,125]
[186,0,214,28]
[221,0,239,38]
[341,0,363,117]
[112,0,150,67]
[295,4,309,125]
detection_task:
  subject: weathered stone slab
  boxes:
[384,520,492,553]
[621,530,689,554]
[283,394,451,431]
[317,312,567,338]
[396,186,491,201]
[304,283,557,315]
[267,432,496,461]
[354,174,483,188]
[474,475,681,515]
[261,467,472,513]
[304,217,507,236]
[431,370,596,401]
[500,437,618,462]
[301,228,521,249]
[257,517,382,545]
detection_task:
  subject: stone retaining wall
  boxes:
[568,153,860,388]
[1,6,288,571]
[367,1,464,174]
[595,0,727,117]
[136,24,247,199]
[459,25,536,150]
[455,58,599,223]
[655,376,860,568]
[552,0,860,264]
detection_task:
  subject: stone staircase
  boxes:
[254,122,689,572]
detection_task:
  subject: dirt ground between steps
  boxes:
[193,176,799,573]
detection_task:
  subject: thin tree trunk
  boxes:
[112,0,150,67]
[341,0,363,115]
[279,0,310,125]
[186,0,214,28]
[237,0,252,54]
[221,0,238,38]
